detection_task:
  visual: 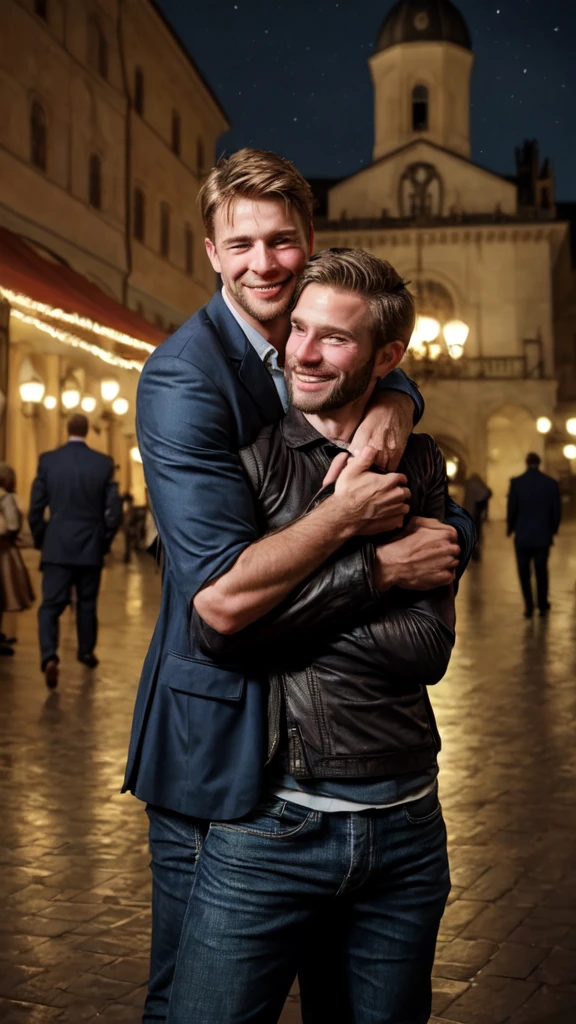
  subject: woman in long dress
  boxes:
[0,463,35,656]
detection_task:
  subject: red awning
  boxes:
[0,227,166,348]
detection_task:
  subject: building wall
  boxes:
[369,42,474,162]
[121,0,227,326]
[0,0,228,326]
[327,141,517,221]
[0,0,127,298]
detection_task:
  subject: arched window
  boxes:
[87,16,108,80]
[196,138,204,174]
[134,66,144,116]
[133,187,146,242]
[184,225,194,275]
[34,0,48,19]
[160,202,170,258]
[171,110,181,156]
[30,100,47,171]
[412,85,428,132]
[88,154,102,208]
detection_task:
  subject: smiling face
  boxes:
[205,198,312,329]
[285,283,392,414]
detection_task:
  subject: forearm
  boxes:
[367,589,455,686]
[194,496,356,634]
[195,542,378,659]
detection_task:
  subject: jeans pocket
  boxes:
[210,797,316,840]
[403,786,442,825]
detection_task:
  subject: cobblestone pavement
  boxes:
[0,522,575,1023]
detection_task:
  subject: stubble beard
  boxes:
[286,354,376,414]
[228,278,297,325]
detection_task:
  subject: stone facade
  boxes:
[0,0,228,506]
[315,0,576,518]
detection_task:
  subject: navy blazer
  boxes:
[507,468,561,548]
[28,442,120,566]
[124,291,453,820]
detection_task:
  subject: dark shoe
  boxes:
[0,633,16,645]
[78,653,99,669]
[524,607,534,619]
[539,603,551,617]
[44,659,59,689]
[0,644,15,657]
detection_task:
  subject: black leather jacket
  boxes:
[196,407,458,780]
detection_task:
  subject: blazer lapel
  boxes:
[205,291,284,424]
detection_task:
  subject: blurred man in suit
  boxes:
[29,413,122,688]
[507,452,561,618]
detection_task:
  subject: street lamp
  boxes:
[443,319,469,360]
[566,418,576,437]
[417,316,441,343]
[19,380,45,404]
[81,396,97,413]
[446,458,459,480]
[43,395,57,410]
[101,379,120,402]
[563,444,576,460]
[61,378,81,410]
[536,417,552,435]
[112,397,129,415]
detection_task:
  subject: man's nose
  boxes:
[249,242,278,277]
[295,334,322,364]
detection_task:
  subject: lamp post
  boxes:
[409,316,469,363]
[536,417,552,435]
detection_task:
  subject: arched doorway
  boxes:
[436,435,468,506]
[486,405,541,519]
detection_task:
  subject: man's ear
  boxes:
[373,341,406,379]
[205,237,221,273]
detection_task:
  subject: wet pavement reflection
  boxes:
[0,523,575,1023]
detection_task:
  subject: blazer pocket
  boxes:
[162,650,245,701]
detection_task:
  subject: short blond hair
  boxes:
[198,148,314,239]
[293,248,415,348]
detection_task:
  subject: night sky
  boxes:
[156,0,575,200]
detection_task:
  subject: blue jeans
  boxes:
[143,806,209,1022]
[166,787,450,1024]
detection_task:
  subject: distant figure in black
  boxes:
[507,452,561,619]
[28,414,122,688]
[463,473,492,561]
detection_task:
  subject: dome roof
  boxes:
[375,0,472,54]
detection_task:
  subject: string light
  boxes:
[10,309,144,372]
[1,287,155,354]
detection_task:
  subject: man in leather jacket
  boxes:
[167,249,473,1024]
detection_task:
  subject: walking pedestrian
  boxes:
[507,452,561,618]
[463,472,492,560]
[28,413,122,688]
[0,463,34,656]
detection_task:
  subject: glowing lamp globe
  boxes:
[563,444,576,460]
[101,379,120,402]
[416,316,441,343]
[428,342,442,360]
[81,396,97,413]
[566,418,576,437]
[20,380,45,404]
[43,395,58,410]
[112,397,129,415]
[536,417,552,435]
[443,319,469,348]
[446,459,458,480]
[61,385,80,410]
[130,446,143,464]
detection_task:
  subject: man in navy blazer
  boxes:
[122,149,476,1022]
[28,413,122,687]
[507,451,561,617]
